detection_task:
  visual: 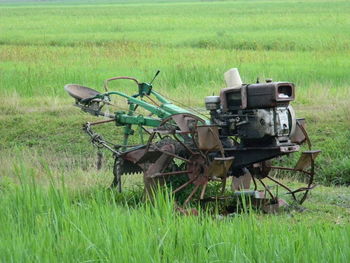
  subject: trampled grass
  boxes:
[0,0,350,261]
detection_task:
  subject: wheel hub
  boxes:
[187,154,209,186]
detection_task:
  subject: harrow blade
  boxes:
[120,160,143,175]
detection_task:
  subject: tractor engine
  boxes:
[205,69,296,147]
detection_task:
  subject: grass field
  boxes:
[1,0,350,262]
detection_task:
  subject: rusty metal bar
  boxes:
[258,178,276,201]
[104,76,139,92]
[150,170,191,178]
[141,126,152,135]
[154,146,191,163]
[173,134,196,155]
[184,184,200,205]
[145,94,160,107]
[145,132,156,152]
[251,175,258,191]
[268,165,312,176]
[173,177,197,194]
[200,182,208,200]
[266,175,297,202]
[88,119,115,126]
[299,156,315,204]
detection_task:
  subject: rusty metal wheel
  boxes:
[247,123,320,205]
[143,114,232,206]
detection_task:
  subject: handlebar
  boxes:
[104,76,140,92]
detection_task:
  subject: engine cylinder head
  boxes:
[205,96,221,110]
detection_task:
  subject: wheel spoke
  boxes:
[172,176,197,194]
[220,177,227,195]
[154,146,191,163]
[149,170,191,178]
[258,178,276,201]
[184,184,200,205]
[200,182,208,200]
[266,175,297,202]
[251,175,258,191]
[173,134,196,155]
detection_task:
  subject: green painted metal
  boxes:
[115,111,162,127]
[85,90,190,119]
[150,90,171,104]
[78,74,201,147]
[105,87,190,146]
[138,82,153,97]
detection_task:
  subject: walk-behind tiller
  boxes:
[65,68,320,213]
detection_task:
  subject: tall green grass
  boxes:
[0,0,350,98]
[1,0,349,51]
[1,44,350,99]
[1,167,350,262]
